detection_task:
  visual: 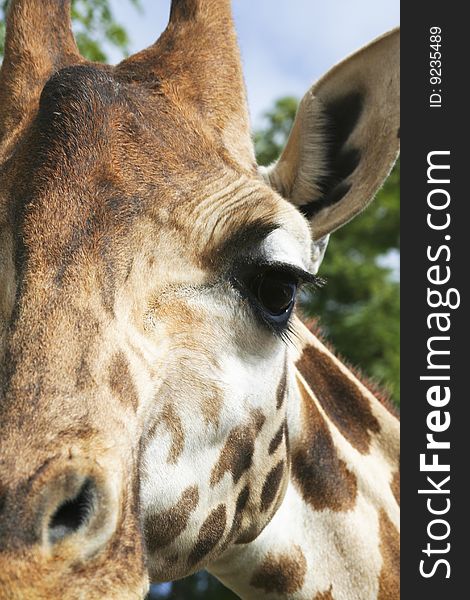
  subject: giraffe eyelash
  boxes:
[275,279,324,346]
[231,259,325,289]
[230,261,325,338]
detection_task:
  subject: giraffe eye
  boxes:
[250,269,298,319]
[232,261,323,332]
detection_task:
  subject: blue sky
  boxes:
[108,0,399,126]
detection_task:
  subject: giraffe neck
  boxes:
[209,320,400,600]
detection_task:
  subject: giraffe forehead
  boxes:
[191,175,312,261]
[0,68,221,261]
[1,66,309,283]
[1,69,309,295]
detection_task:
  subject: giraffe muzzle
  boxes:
[0,448,148,598]
[0,459,120,560]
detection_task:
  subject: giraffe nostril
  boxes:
[48,477,96,544]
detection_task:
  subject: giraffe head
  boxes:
[0,1,399,597]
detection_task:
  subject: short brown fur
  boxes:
[250,545,307,595]
[0,1,399,598]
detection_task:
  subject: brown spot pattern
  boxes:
[253,408,266,434]
[228,485,250,544]
[313,586,335,600]
[144,485,199,554]
[210,411,265,487]
[188,504,227,567]
[391,470,400,506]
[75,354,95,391]
[250,545,307,595]
[236,485,250,513]
[291,385,357,511]
[260,460,285,513]
[296,345,380,454]
[201,385,223,426]
[269,420,286,455]
[377,510,400,599]
[165,553,179,566]
[146,403,185,465]
[276,362,287,409]
[108,352,139,411]
[302,318,398,418]
[234,482,266,544]
[159,403,185,464]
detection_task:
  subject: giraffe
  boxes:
[0,1,399,599]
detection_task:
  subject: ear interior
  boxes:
[305,91,364,218]
[264,28,400,240]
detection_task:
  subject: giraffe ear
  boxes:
[262,28,399,241]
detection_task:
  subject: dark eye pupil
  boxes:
[255,271,297,315]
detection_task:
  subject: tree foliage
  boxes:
[0,0,141,61]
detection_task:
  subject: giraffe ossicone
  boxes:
[0,1,399,598]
